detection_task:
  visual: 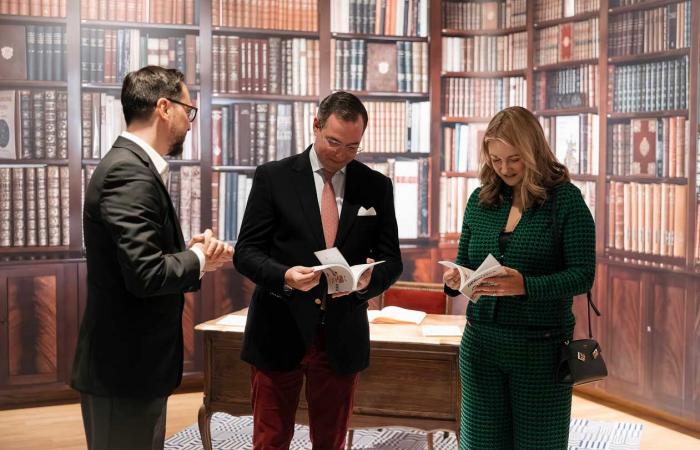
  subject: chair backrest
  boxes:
[380,281,449,315]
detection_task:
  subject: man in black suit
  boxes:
[234,92,403,450]
[71,66,232,450]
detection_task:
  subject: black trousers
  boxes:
[80,393,168,450]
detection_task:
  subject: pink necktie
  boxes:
[320,169,339,248]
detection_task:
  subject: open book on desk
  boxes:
[313,247,384,294]
[438,254,506,301]
[367,306,426,325]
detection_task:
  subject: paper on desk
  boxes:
[421,325,462,337]
[216,314,247,327]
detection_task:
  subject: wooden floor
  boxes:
[0,392,697,449]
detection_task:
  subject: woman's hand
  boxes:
[471,267,525,297]
[443,268,461,290]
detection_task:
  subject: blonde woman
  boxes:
[443,107,595,449]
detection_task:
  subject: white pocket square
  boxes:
[357,206,377,216]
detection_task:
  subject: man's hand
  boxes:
[332,257,375,298]
[284,266,322,292]
[190,229,234,272]
[443,268,461,290]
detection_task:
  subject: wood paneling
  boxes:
[607,268,645,392]
[649,275,686,413]
[0,263,79,407]
[693,281,700,421]
[8,276,57,381]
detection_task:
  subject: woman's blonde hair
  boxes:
[478,106,569,209]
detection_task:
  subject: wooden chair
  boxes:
[347,281,450,450]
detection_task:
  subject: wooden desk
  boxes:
[195,309,465,450]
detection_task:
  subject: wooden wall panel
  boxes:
[606,269,646,393]
[649,276,686,413]
[7,276,58,382]
[0,263,79,407]
[693,281,700,421]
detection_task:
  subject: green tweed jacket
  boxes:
[456,181,596,328]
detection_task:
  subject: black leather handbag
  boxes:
[556,291,607,385]
[549,190,608,386]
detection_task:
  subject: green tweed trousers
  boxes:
[458,321,573,450]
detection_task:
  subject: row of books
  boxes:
[331,40,428,93]
[213,0,316,31]
[534,0,599,23]
[81,0,199,25]
[211,102,303,167]
[211,171,252,242]
[442,0,526,30]
[362,101,430,154]
[533,65,598,111]
[607,117,688,178]
[607,181,687,258]
[608,1,691,57]
[0,165,69,247]
[442,123,485,173]
[0,0,65,17]
[81,29,199,85]
[439,176,479,235]
[442,33,528,73]
[540,114,599,176]
[331,0,428,37]
[0,25,66,82]
[535,18,599,66]
[168,166,201,243]
[81,93,201,160]
[442,77,527,119]
[610,0,653,6]
[608,57,688,113]
[367,158,430,239]
[0,90,67,160]
[212,37,319,96]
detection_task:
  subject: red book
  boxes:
[559,23,572,61]
[630,119,657,176]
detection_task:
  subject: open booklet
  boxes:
[367,306,426,325]
[313,247,384,294]
[438,254,506,301]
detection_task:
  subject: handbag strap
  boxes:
[550,188,600,339]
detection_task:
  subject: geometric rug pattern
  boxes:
[165,414,642,450]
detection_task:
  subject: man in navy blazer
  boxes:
[234,92,402,450]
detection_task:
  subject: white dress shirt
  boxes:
[120,131,205,276]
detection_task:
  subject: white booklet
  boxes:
[367,306,426,325]
[313,247,384,294]
[438,254,506,301]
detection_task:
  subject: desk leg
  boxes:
[198,404,213,450]
[345,429,354,450]
[427,432,434,450]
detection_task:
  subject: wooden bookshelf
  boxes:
[0,0,698,433]
[533,10,600,29]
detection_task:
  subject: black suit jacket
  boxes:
[234,146,403,374]
[71,136,201,398]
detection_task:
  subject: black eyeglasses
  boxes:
[166,98,198,122]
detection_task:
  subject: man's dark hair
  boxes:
[317,91,368,131]
[121,66,185,125]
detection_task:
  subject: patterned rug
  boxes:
[165,414,643,450]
